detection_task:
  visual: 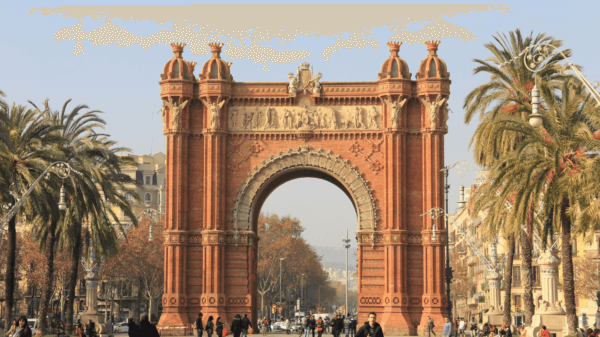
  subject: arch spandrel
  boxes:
[231,145,380,232]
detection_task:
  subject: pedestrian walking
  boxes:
[335,315,345,337]
[324,317,330,334]
[196,313,205,337]
[317,317,324,337]
[242,314,252,337]
[469,318,477,337]
[285,317,292,335]
[231,314,244,337]
[4,319,18,337]
[267,317,272,333]
[262,317,269,336]
[127,318,141,337]
[216,317,225,337]
[349,315,357,337]
[13,316,33,337]
[140,314,160,337]
[427,316,436,337]
[304,315,311,337]
[86,319,97,337]
[459,318,466,337]
[540,326,550,337]
[344,315,350,337]
[75,319,86,337]
[356,312,384,337]
[443,318,452,337]
[505,324,512,337]
[206,316,215,337]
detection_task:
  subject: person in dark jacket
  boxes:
[127,318,141,337]
[355,313,383,337]
[195,313,204,337]
[86,319,97,337]
[308,316,317,337]
[206,316,215,337]
[140,314,160,337]
[216,317,225,337]
[334,315,345,337]
[231,314,244,337]
[241,314,253,337]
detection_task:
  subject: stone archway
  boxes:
[157,40,452,336]
[231,145,379,237]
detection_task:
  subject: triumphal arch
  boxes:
[157,40,451,335]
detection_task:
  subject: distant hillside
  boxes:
[313,246,358,271]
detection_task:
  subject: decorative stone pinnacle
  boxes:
[186,60,197,73]
[387,41,402,56]
[171,42,186,58]
[209,42,224,58]
[425,40,441,55]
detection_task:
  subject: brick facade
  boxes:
[157,41,451,335]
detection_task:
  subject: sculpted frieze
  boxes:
[227,104,382,131]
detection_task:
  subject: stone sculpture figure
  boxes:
[283,108,293,129]
[241,108,248,129]
[288,72,298,93]
[312,72,323,93]
[270,107,277,129]
[263,106,274,129]
[329,108,338,129]
[230,108,238,129]
[384,97,407,128]
[160,101,167,126]
[201,99,226,129]
[164,97,189,129]
[353,107,365,129]
[295,109,302,129]
[246,110,254,130]
[368,106,379,129]
[255,106,263,129]
[420,95,446,129]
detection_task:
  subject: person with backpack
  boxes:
[195,313,204,337]
[427,316,436,337]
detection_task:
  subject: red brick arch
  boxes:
[157,41,451,336]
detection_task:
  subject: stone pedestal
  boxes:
[539,250,560,306]
[526,314,568,337]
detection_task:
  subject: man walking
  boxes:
[427,316,436,337]
[349,315,357,337]
[231,314,244,337]
[309,315,317,337]
[195,313,204,337]
[242,314,253,337]
[443,318,453,337]
[344,315,350,337]
[469,318,477,337]
[334,315,344,337]
[356,312,383,337]
[304,314,311,337]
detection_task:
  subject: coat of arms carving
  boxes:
[287,62,322,94]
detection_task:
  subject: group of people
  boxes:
[3,316,32,337]
[194,312,384,337]
[195,312,253,337]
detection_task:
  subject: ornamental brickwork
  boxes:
[157,40,451,336]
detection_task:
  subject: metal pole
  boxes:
[301,274,305,308]
[445,168,453,320]
[343,229,351,316]
[280,258,284,321]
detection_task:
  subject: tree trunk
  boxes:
[521,202,535,326]
[149,295,159,322]
[3,216,16,327]
[561,199,577,335]
[503,233,515,326]
[65,222,82,334]
[36,219,58,336]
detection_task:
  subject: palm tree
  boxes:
[463,29,572,325]
[502,233,515,326]
[0,103,61,327]
[471,78,598,335]
[26,99,141,333]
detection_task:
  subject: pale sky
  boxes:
[1,1,598,256]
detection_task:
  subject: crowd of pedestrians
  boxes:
[193,312,383,337]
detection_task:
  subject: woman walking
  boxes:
[316,316,324,337]
[206,316,215,337]
[286,317,291,335]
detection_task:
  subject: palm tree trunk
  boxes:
[36,219,58,336]
[560,199,577,335]
[521,202,535,326]
[65,222,82,334]
[503,233,515,326]
[3,216,16,326]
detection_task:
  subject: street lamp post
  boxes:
[440,162,458,320]
[280,258,285,321]
[301,274,305,308]
[343,229,351,316]
[1,161,81,231]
